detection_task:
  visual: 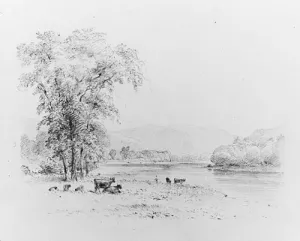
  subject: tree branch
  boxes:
[78,73,116,102]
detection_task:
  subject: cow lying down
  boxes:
[94,177,115,193]
[103,184,122,194]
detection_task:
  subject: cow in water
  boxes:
[94,177,115,193]
[166,177,171,184]
[103,184,122,194]
[174,178,186,184]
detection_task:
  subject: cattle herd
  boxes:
[48,176,187,194]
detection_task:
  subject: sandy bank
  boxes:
[0,165,293,241]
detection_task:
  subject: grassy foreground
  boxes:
[0,163,291,241]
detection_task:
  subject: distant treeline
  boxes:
[20,131,210,175]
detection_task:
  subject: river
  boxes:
[105,163,285,205]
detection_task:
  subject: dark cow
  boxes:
[75,185,84,192]
[103,184,122,194]
[166,177,171,184]
[49,186,58,191]
[63,184,71,192]
[174,178,186,184]
[94,177,115,193]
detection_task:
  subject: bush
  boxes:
[39,158,63,175]
[109,149,117,160]
[244,146,261,165]
[211,131,284,167]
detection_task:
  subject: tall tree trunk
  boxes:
[85,155,89,176]
[70,142,77,181]
[61,155,69,181]
[79,147,84,179]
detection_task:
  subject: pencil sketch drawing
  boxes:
[0,0,298,241]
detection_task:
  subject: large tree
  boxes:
[17,29,144,180]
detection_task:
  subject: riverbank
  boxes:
[0,163,289,241]
[208,165,284,174]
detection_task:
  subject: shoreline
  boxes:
[2,162,286,241]
[208,165,283,174]
[100,161,283,174]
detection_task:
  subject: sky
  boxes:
[0,0,299,143]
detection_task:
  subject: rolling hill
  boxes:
[108,124,234,156]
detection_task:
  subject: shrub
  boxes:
[211,131,284,167]
[109,149,117,160]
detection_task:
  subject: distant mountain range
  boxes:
[19,118,234,155]
[18,117,284,157]
[108,124,235,156]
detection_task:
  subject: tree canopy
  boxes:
[17,28,144,180]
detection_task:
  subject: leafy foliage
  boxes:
[109,149,117,160]
[211,132,284,167]
[17,29,144,179]
[20,134,34,160]
[120,146,130,160]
